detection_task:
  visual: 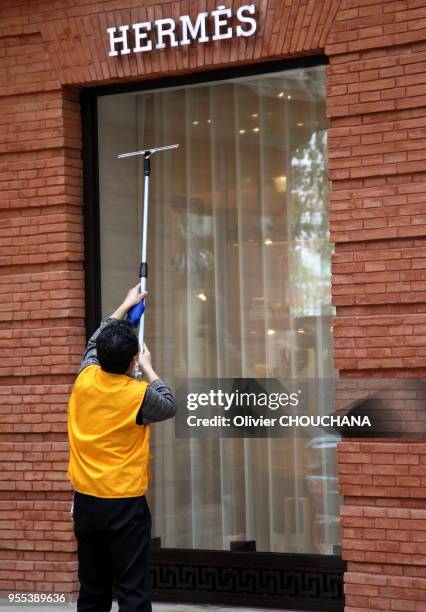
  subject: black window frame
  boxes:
[80,54,346,611]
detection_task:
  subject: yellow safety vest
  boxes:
[67,364,150,498]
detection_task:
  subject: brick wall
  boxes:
[0,1,425,609]
[0,9,84,596]
[327,2,426,610]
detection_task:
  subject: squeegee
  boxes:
[117,143,180,354]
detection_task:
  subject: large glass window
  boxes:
[97,64,340,554]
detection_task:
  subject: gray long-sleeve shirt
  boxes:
[79,318,176,425]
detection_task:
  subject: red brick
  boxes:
[1,0,426,608]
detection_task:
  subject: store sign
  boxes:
[107,4,257,57]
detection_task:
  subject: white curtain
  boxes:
[98,64,340,554]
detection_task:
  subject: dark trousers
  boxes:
[73,491,152,612]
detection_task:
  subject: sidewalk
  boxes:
[0,604,290,612]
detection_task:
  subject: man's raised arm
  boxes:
[136,345,177,424]
[78,284,146,373]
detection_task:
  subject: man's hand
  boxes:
[122,284,147,310]
[111,284,147,321]
[139,343,159,384]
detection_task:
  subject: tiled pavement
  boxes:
[151,606,293,612]
[0,604,293,612]
[152,605,291,612]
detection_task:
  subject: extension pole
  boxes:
[117,144,180,357]
[136,150,150,349]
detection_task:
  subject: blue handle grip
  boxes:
[127,299,145,327]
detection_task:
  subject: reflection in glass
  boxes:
[98,64,340,554]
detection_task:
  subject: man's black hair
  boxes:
[96,320,139,374]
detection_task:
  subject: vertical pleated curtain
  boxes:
[98,64,340,554]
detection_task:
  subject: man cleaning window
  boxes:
[67,284,176,612]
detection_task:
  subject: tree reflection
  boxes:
[290,130,333,316]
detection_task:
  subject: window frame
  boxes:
[81,54,346,611]
[81,54,328,337]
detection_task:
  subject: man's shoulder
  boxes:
[126,375,149,392]
[74,363,100,385]
[78,363,100,375]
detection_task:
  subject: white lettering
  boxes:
[224,392,234,410]
[233,415,277,427]
[187,415,230,426]
[133,22,152,53]
[198,393,209,406]
[276,415,372,428]
[187,393,198,410]
[289,392,299,406]
[107,25,130,57]
[180,12,209,45]
[155,18,179,49]
[107,5,257,57]
[236,4,257,37]
[212,5,232,41]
